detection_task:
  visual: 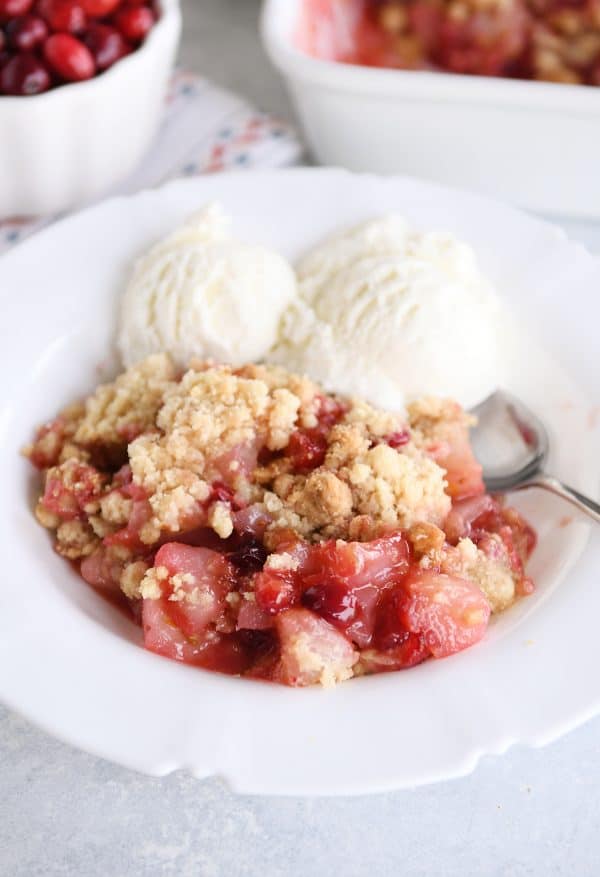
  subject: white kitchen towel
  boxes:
[0,69,303,254]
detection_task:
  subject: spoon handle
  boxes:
[516,473,600,524]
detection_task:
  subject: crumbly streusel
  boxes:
[28,355,459,553]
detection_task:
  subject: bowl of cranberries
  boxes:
[0,0,180,217]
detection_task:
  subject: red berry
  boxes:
[79,0,119,17]
[0,51,50,94]
[302,582,357,626]
[113,4,153,42]
[36,0,86,33]
[6,14,47,50]
[43,32,95,80]
[229,536,268,574]
[386,429,410,448]
[0,0,34,22]
[286,428,328,473]
[0,28,5,50]
[83,21,128,69]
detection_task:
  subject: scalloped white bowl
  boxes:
[0,0,181,219]
[0,169,599,796]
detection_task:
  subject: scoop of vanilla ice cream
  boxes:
[118,203,296,369]
[270,216,503,411]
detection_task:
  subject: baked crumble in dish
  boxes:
[299,0,600,86]
[25,354,536,687]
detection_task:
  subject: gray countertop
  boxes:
[2,2,600,874]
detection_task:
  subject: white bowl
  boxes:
[0,0,181,219]
[261,0,600,218]
[0,169,599,795]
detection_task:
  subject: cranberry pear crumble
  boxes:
[26,355,536,687]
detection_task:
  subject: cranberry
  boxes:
[229,537,268,574]
[0,28,5,50]
[0,0,34,22]
[83,21,128,69]
[0,51,50,94]
[302,582,357,625]
[79,0,119,17]
[36,0,86,33]
[315,395,347,429]
[387,429,410,448]
[286,428,328,473]
[0,49,9,68]
[113,4,154,42]
[44,32,95,80]
[6,14,47,50]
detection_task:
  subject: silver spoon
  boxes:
[470,390,600,524]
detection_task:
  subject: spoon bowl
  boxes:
[471,390,600,524]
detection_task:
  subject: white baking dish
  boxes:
[261,0,600,218]
[0,0,181,219]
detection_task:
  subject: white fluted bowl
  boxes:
[0,0,181,219]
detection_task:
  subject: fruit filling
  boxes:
[26,355,536,686]
[297,0,600,86]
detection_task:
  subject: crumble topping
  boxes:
[120,560,150,600]
[54,520,98,559]
[29,356,453,548]
[282,630,357,688]
[264,552,300,571]
[407,396,475,450]
[451,537,517,613]
[74,353,176,447]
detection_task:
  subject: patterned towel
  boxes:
[0,70,303,254]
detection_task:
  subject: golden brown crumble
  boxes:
[30,356,455,550]
[448,537,517,613]
[54,520,98,559]
[120,560,151,600]
[283,631,357,688]
[408,396,475,449]
[74,353,176,447]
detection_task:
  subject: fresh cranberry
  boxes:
[79,0,119,17]
[36,0,86,33]
[0,0,34,22]
[44,32,95,80]
[6,14,47,50]
[113,4,154,42]
[229,537,268,574]
[0,28,5,50]
[387,429,410,448]
[302,582,357,625]
[82,21,128,69]
[0,51,50,93]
